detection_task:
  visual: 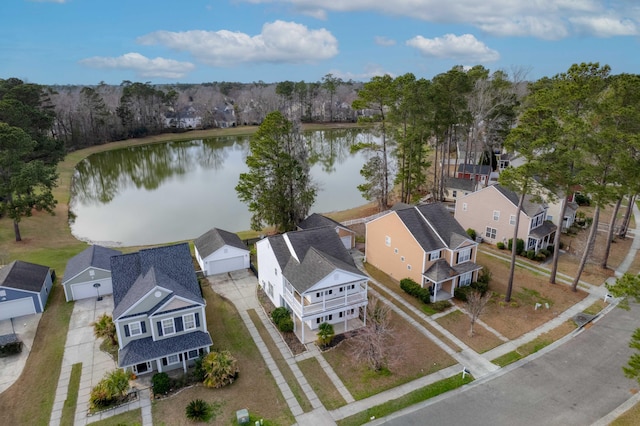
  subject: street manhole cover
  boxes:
[573,313,596,327]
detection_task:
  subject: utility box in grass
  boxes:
[236,408,250,425]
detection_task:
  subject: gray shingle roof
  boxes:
[424,259,457,281]
[415,203,472,248]
[0,260,50,293]
[444,176,476,192]
[492,184,547,217]
[457,164,492,176]
[298,213,344,231]
[117,331,212,368]
[266,227,364,294]
[395,207,446,253]
[62,245,122,283]
[529,221,557,239]
[194,228,247,259]
[111,243,203,319]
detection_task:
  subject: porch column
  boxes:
[157,359,163,373]
[182,352,187,373]
[301,319,305,343]
[343,310,348,333]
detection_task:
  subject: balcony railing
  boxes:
[284,290,367,318]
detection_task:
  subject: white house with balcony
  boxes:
[256,226,369,344]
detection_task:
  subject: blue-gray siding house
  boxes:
[0,260,53,321]
[111,243,212,375]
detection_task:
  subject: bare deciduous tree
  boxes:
[349,296,398,371]
[466,290,492,337]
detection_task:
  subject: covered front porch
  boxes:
[422,259,483,303]
[528,222,557,252]
[292,315,366,345]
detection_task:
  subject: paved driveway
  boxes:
[0,313,41,393]
[377,303,639,426]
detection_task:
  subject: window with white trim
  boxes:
[167,354,180,364]
[188,349,199,359]
[509,214,516,225]
[183,313,196,331]
[458,248,471,263]
[429,251,440,261]
[459,272,473,286]
[493,210,500,221]
[162,318,175,335]
[385,236,391,247]
[485,227,497,239]
[129,321,142,336]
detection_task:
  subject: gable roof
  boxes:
[63,245,122,283]
[111,243,203,319]
[394,203,473,252]
[0,260,50,293]
[457,164,492,176]
[194,228,247,259]
[444,176,476,192]
[492,184,547,217]
[298,213,348,231]
[266,226,364,293]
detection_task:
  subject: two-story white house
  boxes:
[455,184,557,253]
[256,226,369,344]
[111,243,212,376]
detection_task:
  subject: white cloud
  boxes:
[137,20,338,67]
[79,53,195,79]
[406,33,500,62]
[329,64,395,81]
[570,15,638,37]
[374,36,396,46]
[240,0,638,39]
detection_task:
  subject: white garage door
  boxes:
[0,297,36,321]
[207,256,246,275]
[71,281,113,301]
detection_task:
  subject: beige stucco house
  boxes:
[366,203,482,302]
[454,184,557,252]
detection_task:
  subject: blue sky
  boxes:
[1,0,638,85]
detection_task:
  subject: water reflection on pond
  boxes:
[69,128,373,246]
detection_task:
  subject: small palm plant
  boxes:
[89,369,130,409]
[92,313,118,346]
[185,399,212,422]
[202,350,239,389]
[317,322,335,348]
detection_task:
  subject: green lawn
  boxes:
[60,363,82,426]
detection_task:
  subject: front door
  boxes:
[134,362,152,375]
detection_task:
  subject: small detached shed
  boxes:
[194,228,250,276]
[62,245,122,302]
[0,261,53,321]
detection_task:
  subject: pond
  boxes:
[69,128,375,247]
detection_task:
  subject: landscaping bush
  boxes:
[431,300,452,312]
[152,372,171,395]
[496,241,505,250]
[192,355,206,382]
[89,369,130,409]
[0,339,23,357]
[202,350,239,389]
[508,238,525,255]
[454,286,472,302]
[535,253,547,261]
[271,307,289,325]
[539,248,551,257]
[526,250,536,260]
[466,228,477,241]
[546,245,554,254]
[278,316,294,333]
[317,322,335,348]
[185,399,212,422]
[400,278,431,304]
[575,193,591,206]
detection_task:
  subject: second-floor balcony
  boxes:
[283,280,368,319]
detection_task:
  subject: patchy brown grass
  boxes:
[477,251,588,340]
[297,357,347,410]
[151,287,294,426]
[435,309,503,353]
[322,310,456,400]
[611,398,640,426]
[559,231,627,285]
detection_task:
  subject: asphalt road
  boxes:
[379,303,639,426]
